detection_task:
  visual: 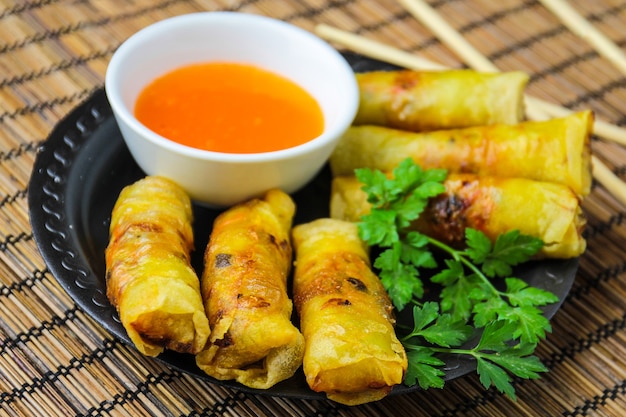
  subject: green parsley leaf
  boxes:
[373,246,401,272]
[420,167,448,184]
[405,231,430,248]
[504,278,560,307]
[430,258,464,286]
[492,230,545,264]
[476,357,517,399]
[402,303,473,348]
[418,314,473,347]
[404,347,446,389]
[500,305,552,344]
[472,297,509,328]
[354,168,390,206]
[487,348,547,380]
[391,158,425,191]
[394,192,430,229]
[378,261,423,310]
[465,228,493,264]
[358,209,398,247]
[400,241,437,270]
[472,324,548,400]
[482,230,544,278]
[474,321,519,351]
[432,261,481,322]
[410,302,439,333]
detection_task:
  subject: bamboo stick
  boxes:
[398,0,499,72]
[397,0,626,207]
[316,23,446,70]
[590,154,626,208]
[396,0,626,146]
[538,0,626,76]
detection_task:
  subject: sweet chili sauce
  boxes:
[134,62,324,153]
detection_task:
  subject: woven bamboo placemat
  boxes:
[1,0,625,415]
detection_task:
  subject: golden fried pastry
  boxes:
[331,174,586,259]
[196,189,304,389]
[354,69,528,131]
[292,218,407,405]
[105,176,210,356]
[331,111,593,196]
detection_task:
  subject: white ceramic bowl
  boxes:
[105,12,358,207]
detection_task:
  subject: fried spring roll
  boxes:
[292,218,408,406]
[331,175,586,259]
[354,69,528,131]
[331,111,593,197]
[196,189,304,389]
[105,176,210,356]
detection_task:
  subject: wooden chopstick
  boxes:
[397,0,626,146]
[397,0,626,207]
[589,154,626,207]
[535,0,626,151]
[538,0,626,76]
[398,0,498,72]
[540,0,626,151]
[536,0,626,207]
[314,23,626,207]
[316,24,445,70]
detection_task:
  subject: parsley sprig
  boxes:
[355,158,560,399]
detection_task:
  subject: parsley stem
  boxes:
[425,237,462,262]
[401,342,479,358]
[428,347,475,355]
[425,236,500,298]
[411,297,425,307]
[400,341,475,357]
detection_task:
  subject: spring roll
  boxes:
[196,189,304,389]
[105,176,210,356]
[292,218,408,406]
[331,111,593,197]
[331,175,586,259]
[354,69,528,131]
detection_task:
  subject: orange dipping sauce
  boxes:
[134,62,324,154]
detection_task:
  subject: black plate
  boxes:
[28,53,578,400]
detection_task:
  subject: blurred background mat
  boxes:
[1,0,626,416]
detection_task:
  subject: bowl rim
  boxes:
[104,11,359,164]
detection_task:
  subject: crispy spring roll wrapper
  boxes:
[292,218,408,406]
[105,176,210,357]
[331,175,586,259]
[354,69,528,131]
[331,111,593,197]
[196,189,304,389]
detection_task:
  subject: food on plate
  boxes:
[291,218,408,405]
[330,174,586,259]
[353,69,528,131]
[105,176,210,356]
[331,111,593,196]
[196,189,304,389]
[134,62,324,153]
[103,57,578,401]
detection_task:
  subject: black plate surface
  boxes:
[28,53,578,400]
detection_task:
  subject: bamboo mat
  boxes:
[2,0,626,416]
